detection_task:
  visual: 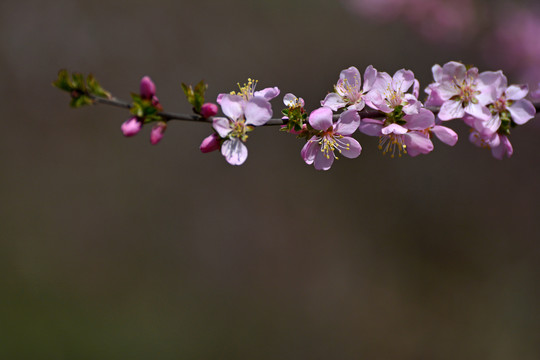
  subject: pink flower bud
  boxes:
[140,76,156,100]
[200,102,219,118]
[199,133,221,153]
[121,117,142,137]
[150,122,167,145]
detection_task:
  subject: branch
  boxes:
[91,94,540,126]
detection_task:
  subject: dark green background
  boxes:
[1,0,539,358]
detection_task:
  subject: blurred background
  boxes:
[1,0,540,359]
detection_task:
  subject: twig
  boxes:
[91,95,540,126]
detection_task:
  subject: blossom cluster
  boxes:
[53,63,538,171]
[196,61,536,170]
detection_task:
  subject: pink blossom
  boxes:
[359,108,436,157]
[369,69,421,115]
[121,117,142,137]
[283,93,305,108]
[199,133,221,153]
[426,62,500,122]
[321,65,382,111]
[211,94,272,165]
[150,122,167,145]
[301,108,361,170]
[469,130,513,160]
[217,78,280,104]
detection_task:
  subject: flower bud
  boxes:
[199,133,221,153]
[200,103,219,118]
[150,122,167,145]
[121,117,142,137]
[140,76,156,100]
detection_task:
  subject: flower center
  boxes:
[385,86,404,108]
[378,134,407,158]
[230,78,258,100]
[337,75,361,103]
[229,119,252,142]
[318,131,350,160]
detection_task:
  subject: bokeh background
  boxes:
[1,0,540,359]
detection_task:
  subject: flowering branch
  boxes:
[54,63,540,170]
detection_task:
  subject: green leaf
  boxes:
[86,74,111,99]
[69,94,93,108]
[71,73,86,91]
[52,69,73,92]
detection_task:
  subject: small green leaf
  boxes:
[52,69,73,92]
[70,94,93,108]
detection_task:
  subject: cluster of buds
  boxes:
[121,76,167,145]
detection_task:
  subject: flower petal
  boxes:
[301,137,319,165]
[382,123,408,135]
[334,109,360,135]
[339,66,362,91]
[358,118,383,136]
[339,136,362,159]
[212,117,232,138]
[392,69,415,93]
[404,108,435,130]
[491,135,513,160]
[464,103,491,122]
[362,65,378,92]
[431,125,458,146]
[508,99,536,125]
[403,132,433,156]
[314,147,334,171]
[254,87,280,101]
[221,138,248,165]
[244,97,273,126]
[309,107,334,131]
[220,94,245,121]
[438,100,465,121]
[321,92,346,111]
[505,84,528,101]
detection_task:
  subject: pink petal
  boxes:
[358,118,383,136]
[431,125,458,146]
[505,85,529,101]
[392,69,415,93]
[491,135,512,160]
[254,87,280,101]
[212,117,232,138]
[382,123,408,135]
[334,109,360,135]
[464,103,491,122]
[339,66,362,91]
[321,93,346,111]
[220,94,245,121]
[403,132,433,156]
[245,97,272,126]
[221,138,248,165]
[313,148,334,171]
[404,108,435,130]
[439,100,465,120]
[339,136,362,159]
[309,107,334,131]
[301,137,319,165]
[362,65,378,92]
[508,99,536,125]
